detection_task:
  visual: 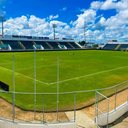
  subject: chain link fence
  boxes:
[0,80,128,125]
[95,83,128,128]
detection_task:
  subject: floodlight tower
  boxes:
[84,21,86,43]
[0,15,6,38]
[52,24,57,40]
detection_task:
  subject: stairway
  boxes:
[115,44,121,50]
[19,41,25,49]
[0,41,4,45]
[46,42,53,49]
[67,42,74,49]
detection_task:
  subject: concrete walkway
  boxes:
[0,119,76,128]
[112,117,128,128]
[66,110,96,128]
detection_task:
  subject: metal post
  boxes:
[127,95,128,117]
[56,56,59,121]
[74,93,76,122]
[127,95,128,103]
[54,28,55,40]
[34,49,37,120]
[2,20,4,37]
[52,24,57,40]
[12,54,15,122]
[42,94,45,124]
[95,91,98,126]
[84,21,86,43]
[107,98,110,128]
[114,88,117,110]
[0,16,5,38]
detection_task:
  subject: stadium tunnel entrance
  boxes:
[0,81,9,91]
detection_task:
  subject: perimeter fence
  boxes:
[0,80,128,125]
[95,82,128,128]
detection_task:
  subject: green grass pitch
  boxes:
[0,50,128,111]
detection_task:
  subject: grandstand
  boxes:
[59,41,73,49]
[119,44,128,50]
[0,35,81,51]
[103,44,118,50]
[1,40,23,50]
[103,42,128,51]
[35,41,51,49]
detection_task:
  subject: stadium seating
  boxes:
[2,40,22,50]
[103,44,128,51]
[0,38,82,51]
[20,41,34,49]
[34,41,51,50]
[59,42,73,49]
[119,44,128,50]
[48,42,60,49]
[0,44,10,50]
[34,44,44,50]
[103,44,118,50]
[58,43,67,49]
[69,42,80,49]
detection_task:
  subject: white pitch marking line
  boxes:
[49,65,128,85]
[0,65,49,85]
[1,65,128,86]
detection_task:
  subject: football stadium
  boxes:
[0,35,128,128]
[0,0,128,128]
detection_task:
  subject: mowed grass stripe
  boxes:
[0,50,128,111]
[1,61,128,87]
[50,65,128,85]
[0,65,49,85]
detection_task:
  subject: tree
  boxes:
[79,41,86,46]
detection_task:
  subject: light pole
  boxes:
[0,16,6,38]
[52,24,57,40]
[84,21,86,43]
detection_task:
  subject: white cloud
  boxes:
[105,9,128,29]
[60,7,67,11]
[48,14,59,20]
[91,0,128,11]
[89,0,128,42]
[2,0,128,43]
[101,0,116,10]
[99,17,106,26]
[50,20,67,27]
[72,9,96,28]
[4,15,74,39]
[91,1,103,10]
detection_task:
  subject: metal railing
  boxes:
[0,80,128,125]
[95,86,128,128]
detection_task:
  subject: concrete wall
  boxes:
[0,119,76,128]
[96,102,128,126]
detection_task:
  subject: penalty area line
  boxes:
[0,65,49,85]
[49,65,128,85]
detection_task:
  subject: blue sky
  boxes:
[4,0,93,22]
[0,0,128,43]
